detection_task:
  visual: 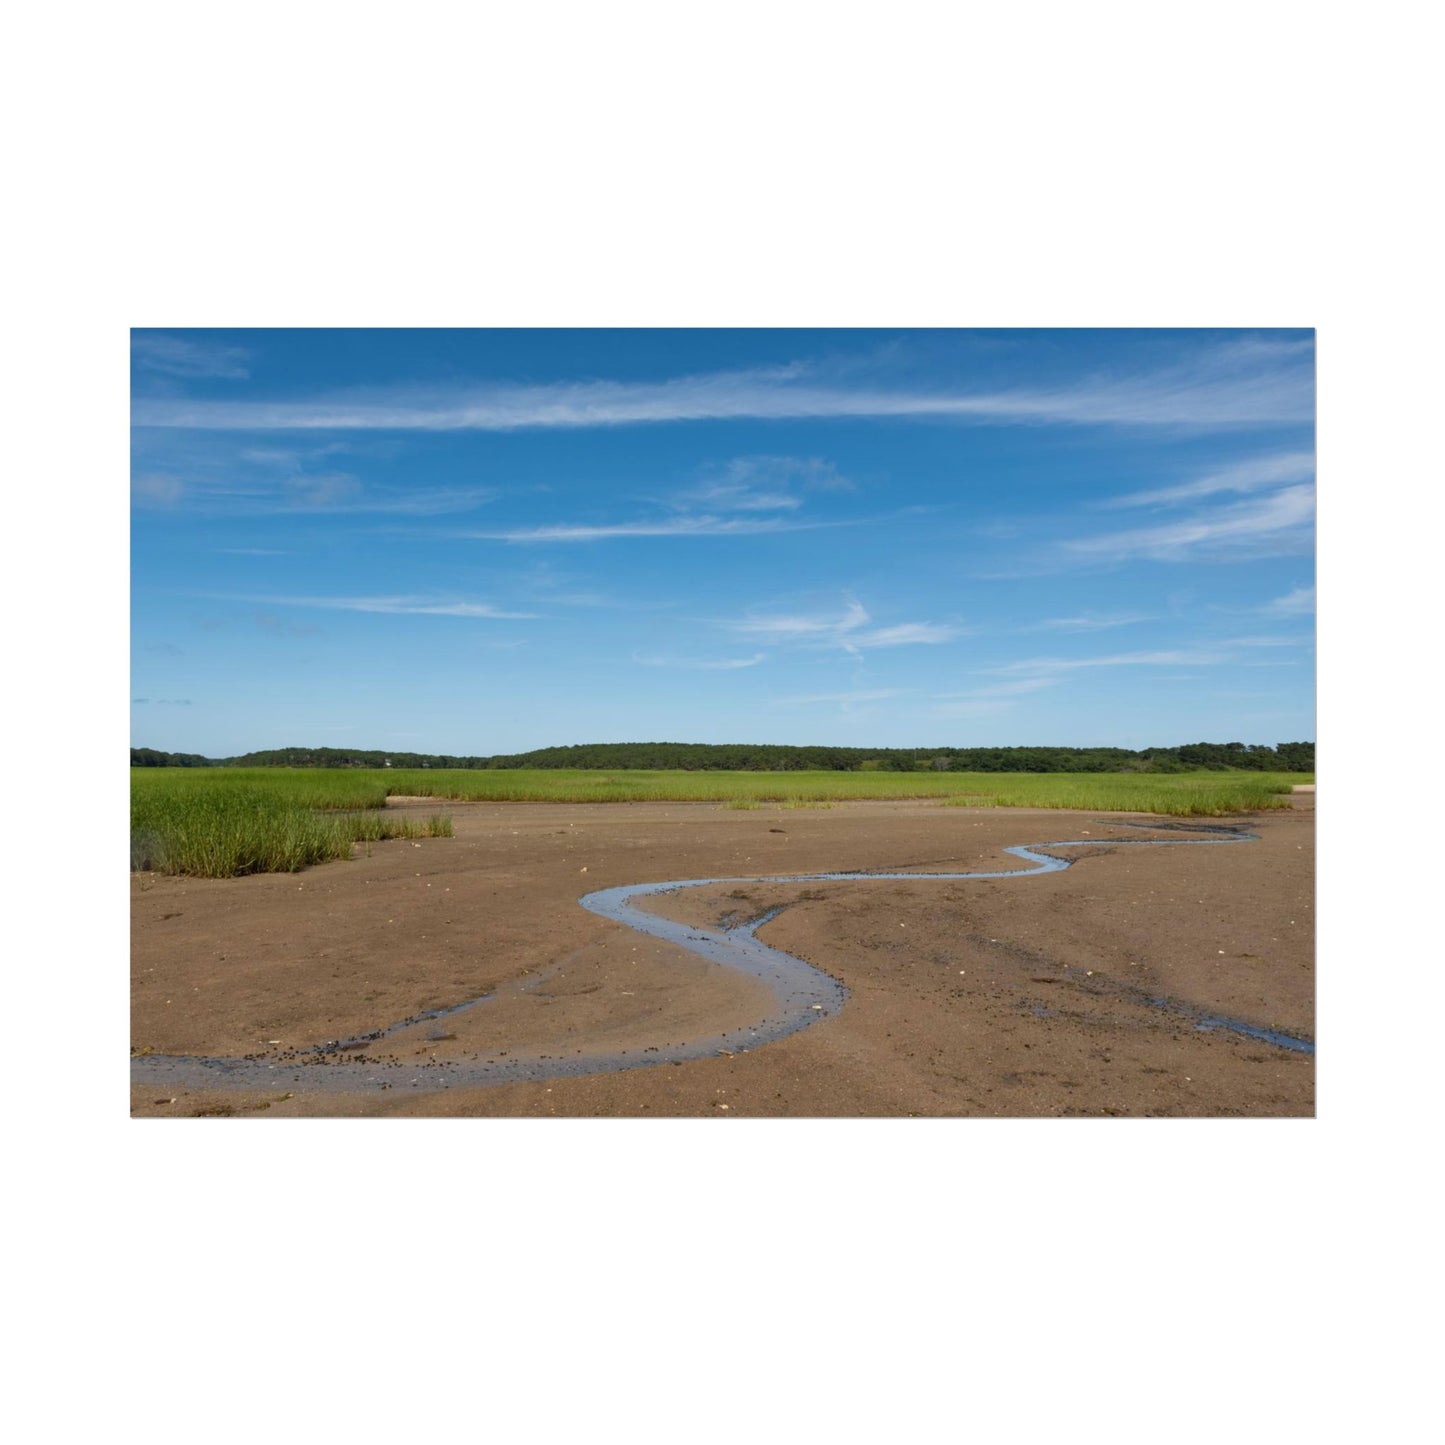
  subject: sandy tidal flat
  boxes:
[131,797,1314,1117]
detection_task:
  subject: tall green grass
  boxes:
[133,767,1307,877]
[939,774,1296,816]
[364,766,1305,812]
[131,775,451,877]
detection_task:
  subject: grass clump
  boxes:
[131,784,344,876]
[131,773,453,878]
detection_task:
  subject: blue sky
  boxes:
[130,329,1315,757]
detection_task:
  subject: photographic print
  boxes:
[130,328,1315,1117]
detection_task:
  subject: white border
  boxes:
[10,1,1431,1438]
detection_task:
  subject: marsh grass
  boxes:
[131,774,452,877]
[937,774,1297,816]
[133,766,1306,877]
[358,766,1306,812]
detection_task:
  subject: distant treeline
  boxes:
[131,740,1315,773]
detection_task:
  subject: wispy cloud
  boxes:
[928,680,1054,720]
[991,648,1228,675]
[216,594,539,619]
[771,689,905,707]
[1262,584,1315,616]
[926,647,1246,714]
[473,455,862,543]
[284,483,499,515]
[132,333,251,380]
[1102,450,1315,509]
[131,340,1314,432]
[1063,484,1315,563]
[133,473,187,505]
[134,471,497,515]
[731,601,871,642]
[674,484,803,512]
[935,678,1058,699]
[668,455,853,514]
[130,436,497,515]
[1218,633,1314,648]
[255,612,322,637]
[726,600,961,653]
[633,652,767,670]
[853,622,960,648]
[468,514,850,543]
[1024,612,1154,632]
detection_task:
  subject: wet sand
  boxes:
[131,796,1314,1117]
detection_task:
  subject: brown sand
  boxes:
[131,797,1314,1117]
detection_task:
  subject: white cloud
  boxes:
[852,622,959,648]
[132,472,186,505]
[219,594,539,618]
[130,433,497,515]
[1263,584,1316,616]
[130,466,497,516]
[730,602,872,644]
[284,471,362,509]
[1063,484,1315,563]
[934,678,1058,699]
[1026,612,1154,632]
[132,333,251,380]
[933,643,1283,714]
[633,653,767,670]
[771,689,905,707]
[470,514,839,542]
[287,484,498,515]
[1103,450,1315,508]
[482,456,857,542]
[1222,634,1314,648]
[727,600,959,652]
[670,455,853,515]
[131,341,1314,432]
[991,649,1228,675]
[674,483,804,512]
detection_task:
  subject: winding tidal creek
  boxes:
[131,821,1313,1096]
